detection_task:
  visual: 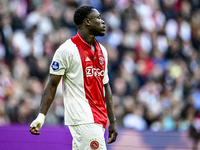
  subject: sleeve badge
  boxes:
[51,61,59,71]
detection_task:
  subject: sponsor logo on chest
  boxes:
[86,66,105,77]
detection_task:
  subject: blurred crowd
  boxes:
[1,0,200,132]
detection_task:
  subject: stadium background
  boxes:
[0,0,200,149]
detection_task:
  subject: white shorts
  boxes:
[68,123,107,150]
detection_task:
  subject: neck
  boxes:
[78,30,95,45]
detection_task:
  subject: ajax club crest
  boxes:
[99,57,105,66]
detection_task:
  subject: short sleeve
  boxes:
[49,44,68,75]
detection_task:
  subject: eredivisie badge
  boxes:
[51,61,59,71]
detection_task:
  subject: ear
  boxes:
[85,18,90,26]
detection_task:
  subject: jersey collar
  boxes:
[77,32,99,48]
[77,32,92,48]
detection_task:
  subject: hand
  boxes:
[107,122,118,144]
[30,126,41,135]
[30,113,45,135]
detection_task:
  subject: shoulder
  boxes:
[99,43,106,51]
[99,43,108,57]
[59,39,75,52]
[55,39,75,56]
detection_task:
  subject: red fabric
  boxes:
[71,33,107,128]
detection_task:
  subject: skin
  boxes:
[30,8,118,144]
[104,83,118,144]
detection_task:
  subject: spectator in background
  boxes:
[0,0,199,135]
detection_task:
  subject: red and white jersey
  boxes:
[49,33,109,128]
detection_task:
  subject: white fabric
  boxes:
[49,39,109,126]
[68,123,106,150]
[30,113,46,131]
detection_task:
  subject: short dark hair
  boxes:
[73,6,95,25]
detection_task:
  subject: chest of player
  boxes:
[70,34,106,80]
[80,49,106,80]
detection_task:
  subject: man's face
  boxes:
[87,9,106,36]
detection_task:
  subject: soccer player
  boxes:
[30,5,118,150]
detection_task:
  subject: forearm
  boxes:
[39,74,61,115]
[39,83,57,115]
[105,83,118,143]
[30,75,61,135]
[105,83,116,123]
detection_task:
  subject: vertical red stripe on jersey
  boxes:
[71,33,107,128]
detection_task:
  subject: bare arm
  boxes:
[104,83,118,144]
[30,74,62,135]
[39,74,62,115]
